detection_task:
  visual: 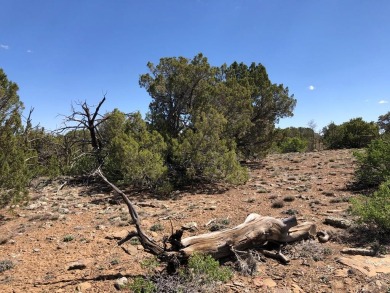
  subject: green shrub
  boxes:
[0,259,14,272]
[354,138,390,187]
[63,235,74,242]
[149,223,164,232]
[128,277,156,293]
[102,111,168,190]
[0,69,32,207]
[140,256,160,273]
[129,254,233,292]
[172,109,248,185]
[323,118,379,150]
[351,179,390,231]
[279,137,307,153]
[186,253,233,283]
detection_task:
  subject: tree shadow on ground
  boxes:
[36,272,143,288]
[335,224,390,250]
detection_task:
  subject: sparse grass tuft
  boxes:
[63,234,74,242]
[284,240,332,262]
[283,195,295,202]
[149,223,164,232]
[128,277,156,293]
[209,218,230,231]
[271,200,285,208]
[0,259,14,272]
[130,237,141,245]
[127,253,233,292]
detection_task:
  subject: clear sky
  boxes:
[1,0,389,132]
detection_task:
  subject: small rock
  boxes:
[324,217,352,229]
[76,282,92,292]
[58,208,70,214]
[114,277,128,290]
[181,222,198,231]
[204,206,217,211]
[121,243,138,255]
[263,278,277,287]
[105,229,130,240]
[26,203,41,210]
[109,217,122,223]
[253,277,263,287]
[291,284,304,293]
[150,231,158,238]
[232,281,245,287]
[67,261,87,270]
[322,191,335,197]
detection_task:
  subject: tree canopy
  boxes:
[322,118,379,149]
[140,53,296,159]
[0,69,30,206]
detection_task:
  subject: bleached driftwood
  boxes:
[180,213,316,259]
[95,169,317,263]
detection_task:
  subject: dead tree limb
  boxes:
[93,168,317,264]
[94,168,165,255]
[179,213,316,259]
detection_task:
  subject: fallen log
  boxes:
[180,213,316,259]
[95,168,317,263]
[341,248,376,256]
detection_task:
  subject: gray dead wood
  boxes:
[341,248,376,256]
[180,213,316,260]
[95,169,316,262]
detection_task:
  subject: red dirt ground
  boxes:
[1,149,389,292]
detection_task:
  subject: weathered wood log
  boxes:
[95,169,317,263]
[179,213,316,259]
[317,230,330,243]
[341,248,376,256]
[324,217,352,229]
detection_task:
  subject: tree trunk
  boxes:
[180,213,316,259]
[95,170,317,263]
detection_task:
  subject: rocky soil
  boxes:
[1,149,390,293]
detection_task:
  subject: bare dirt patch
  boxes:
[1,149,389,292]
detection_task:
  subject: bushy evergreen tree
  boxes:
[101,110,168,189]
[172,108,248,185]
[0,69,31,206]
[322,118,379,149]
[354,137,390,187]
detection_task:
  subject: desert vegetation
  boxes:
[1,54,390,292]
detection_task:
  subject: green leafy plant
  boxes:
[186,253,233,283]
[140,256,160,273]
[322,118,379,149]
[209,218,230,232]
[279,137,307,153]
[128,277,156,293]
[63,234,74,242]
[351,179,390,231]
[354,138,390,187]
[0,259,14,272]
[110,258,120,266]
[127,254,233,292]
[149,223,164,232]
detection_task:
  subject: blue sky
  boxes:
[1,0,389,132]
